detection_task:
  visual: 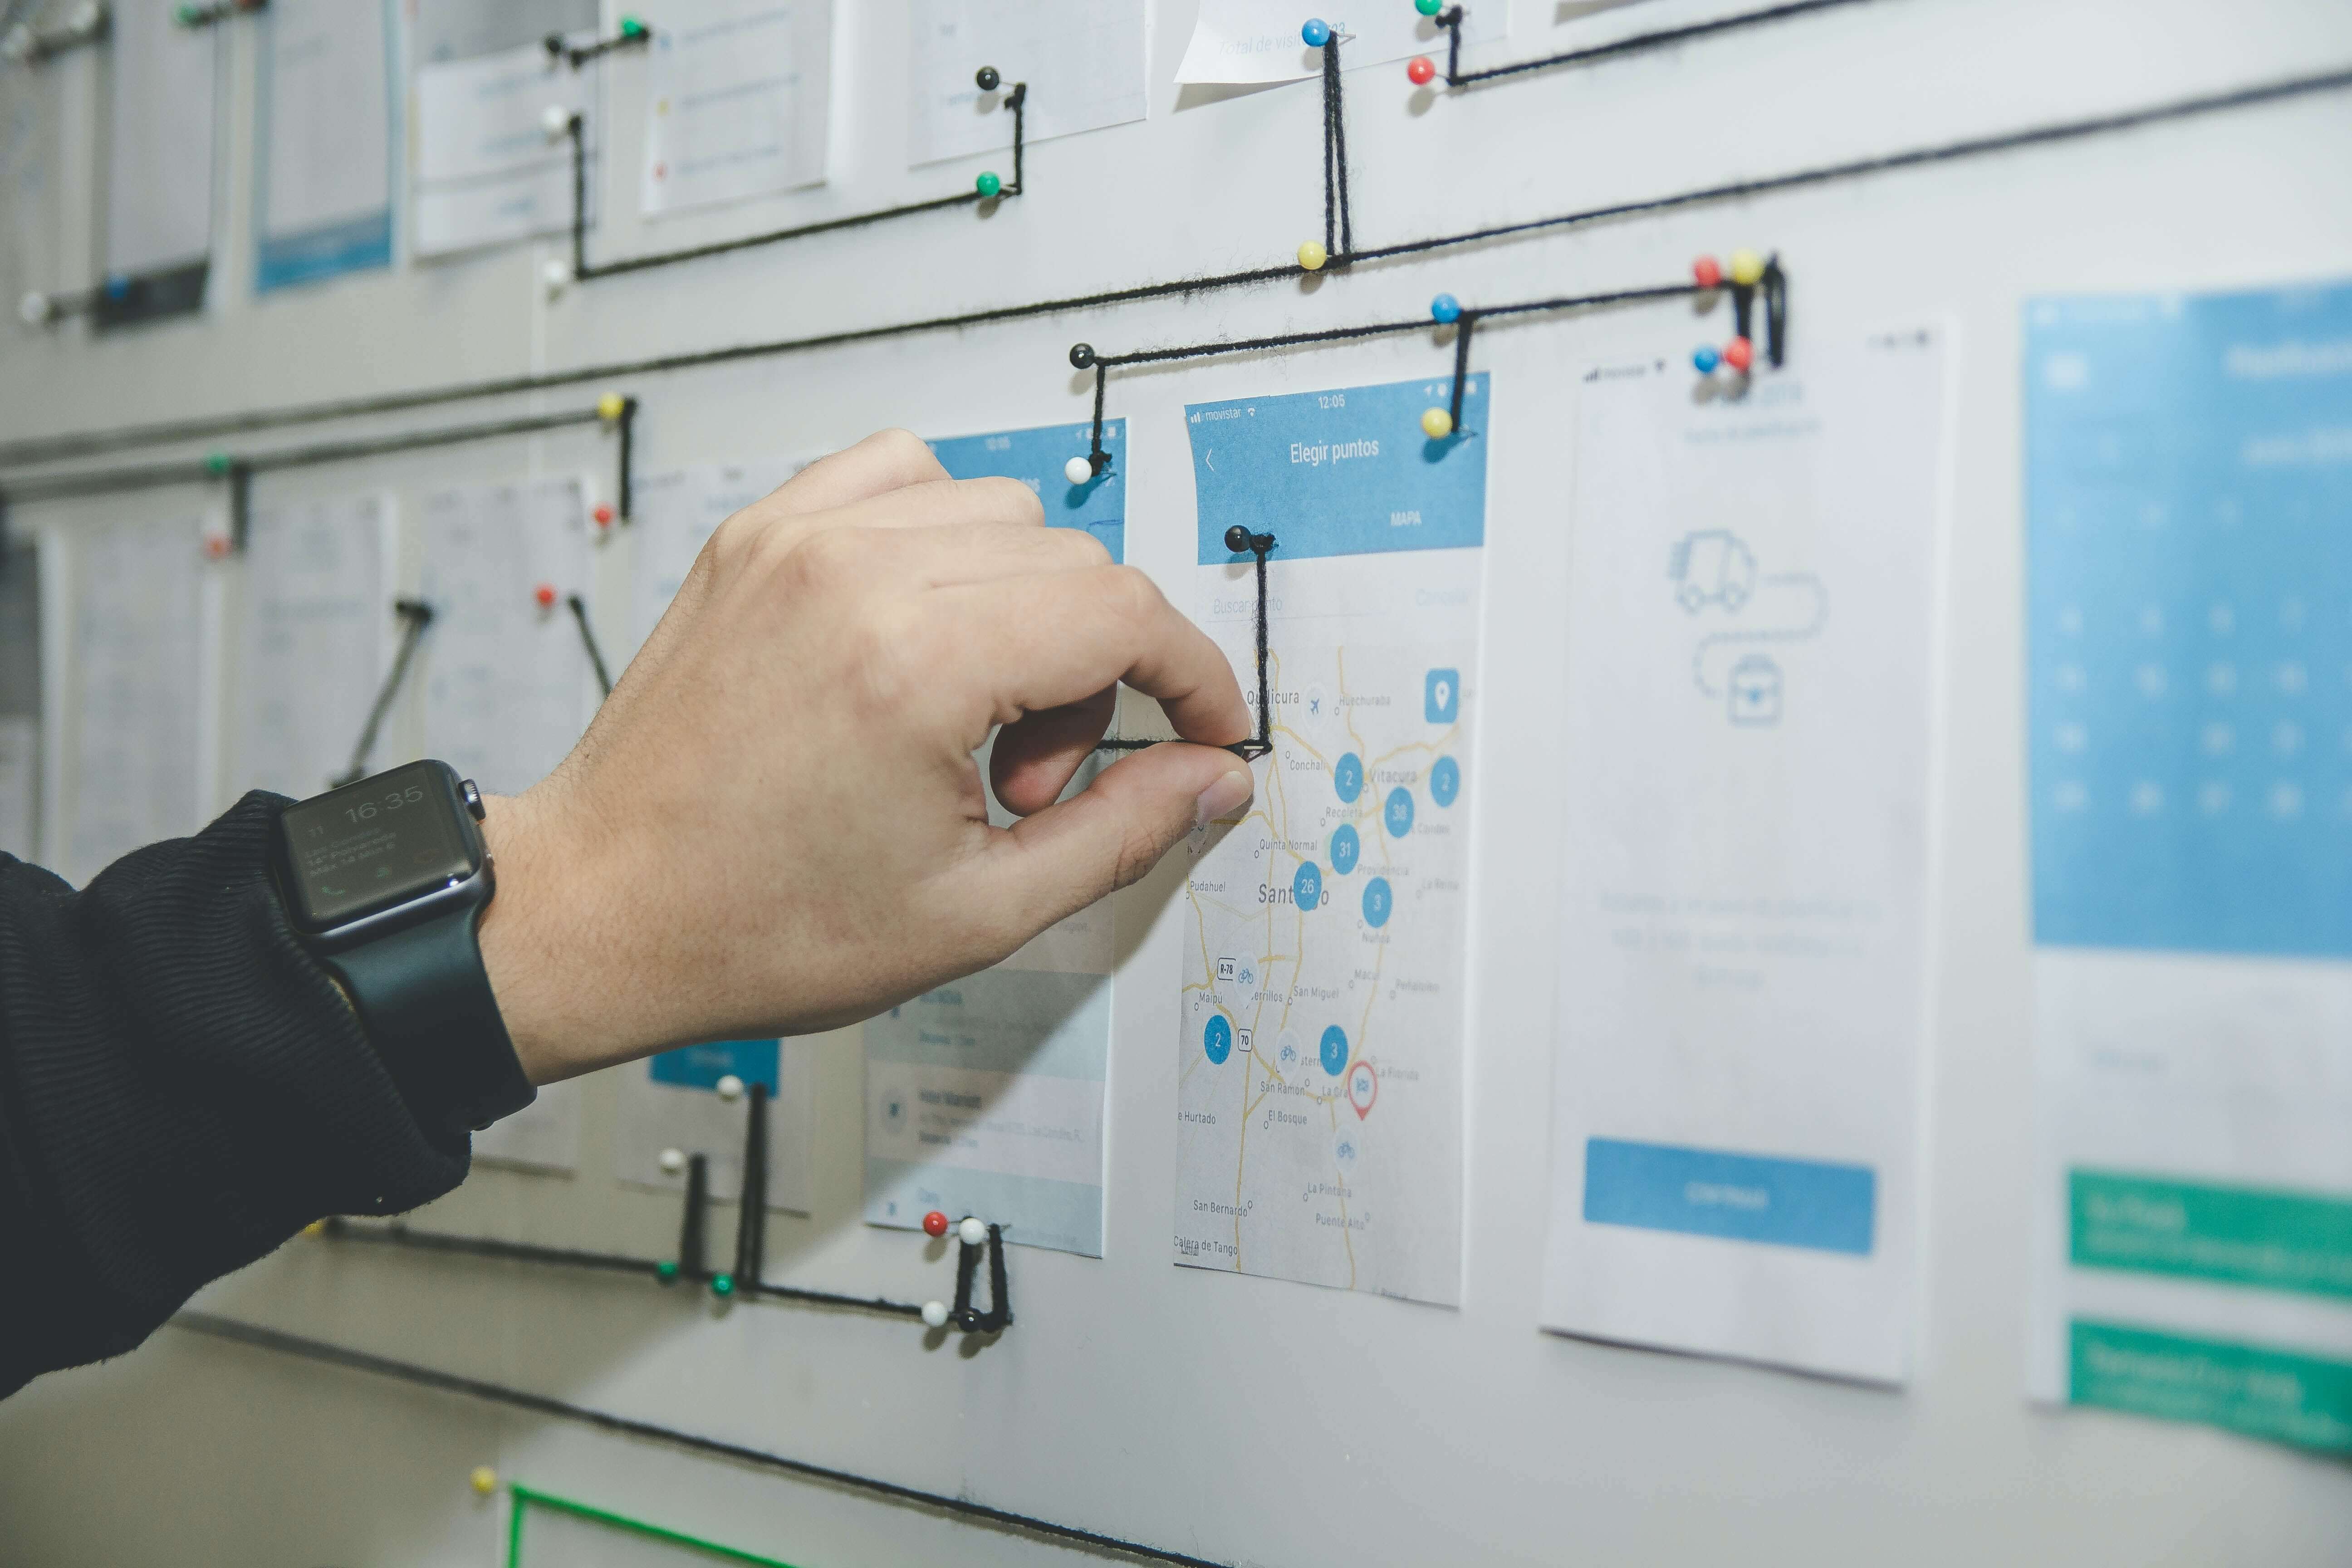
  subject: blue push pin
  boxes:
[1692,345,1721,374]
[1430,293,1461,324]
[103,274,131,300]
[1302,17,1332,46]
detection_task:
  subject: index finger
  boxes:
[760,428,950,518]
[928,566,1252,751]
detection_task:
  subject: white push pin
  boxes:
[1063,455,1093,486]
[2,23,34,62]
[715,1073,745,1102]
[540,104,574,141]
[69,1,103,32]
[17,290,49,327]
[541,258,571,298]
[957,1215,987,1247]
[920,1299,950,1328]
[658,1147,686,1175]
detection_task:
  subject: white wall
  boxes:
[2,1,2350,1563]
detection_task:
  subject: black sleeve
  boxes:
[0,792,471,1398]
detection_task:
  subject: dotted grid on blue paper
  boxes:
[2025,281,2352,957]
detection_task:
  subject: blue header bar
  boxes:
[929,420,1126,563]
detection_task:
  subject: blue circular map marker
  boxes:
[1293,860,1323,911]
[1362,876,1393,928]
[1319,1024,1349,1076]
[1431,755,1460,808]
[1333,752,1364,803]
[1203,1015,1232,1065]
[1329,823,1360,875]
[1385,785,1415,838]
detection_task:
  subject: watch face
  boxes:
[279,761,479,931]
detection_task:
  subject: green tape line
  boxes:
[2070,1168,2352,1300]
[2070,1320,2352,1453]
[508,1483,806,1568]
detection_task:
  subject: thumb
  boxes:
[978,743,1256,936]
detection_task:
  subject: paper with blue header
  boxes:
[1174,375,1485,1304]
[1541,327,1951,1382]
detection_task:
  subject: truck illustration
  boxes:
[1667,529,1756,613]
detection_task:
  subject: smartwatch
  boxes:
[273,760,535,1136]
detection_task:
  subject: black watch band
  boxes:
[275,760,536,1140]
[318,895,536,1136]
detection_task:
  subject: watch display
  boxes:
[276,760,479,931]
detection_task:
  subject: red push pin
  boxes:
[202,534,231,560]
[592,503,615,529]
[1406,55,1436,85]
[1692,255,1722,290]
[534,583,558,609]
[921,1210,950,1238]
[1721,336,1754,373]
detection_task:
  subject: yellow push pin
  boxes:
[596,392,627,422]
[1297,240,1328,272]
[301,1220,326,1237]
[1420,407,1454,439]
[1727,249,1765,287]
[469,1465,499,1497]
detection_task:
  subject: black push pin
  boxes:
[1068,342,1095,370]
[975,64,1000,92]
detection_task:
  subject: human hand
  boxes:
[476,430,1255,1083]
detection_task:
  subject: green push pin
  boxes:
[975,171,1001,199]
[656,1260,679,1282]
[710,1273,735,1298]
[619,15,647,37]
[175,3,203,24]
[204,451,232,475]
[1415,0,1443,13]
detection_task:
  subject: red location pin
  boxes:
[534,583,559,609]
[1348,1061,1378,1120]
[921,1210,949,1238]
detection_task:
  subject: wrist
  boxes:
[475,785,630,1083]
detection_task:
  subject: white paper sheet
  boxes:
[1173,0,1495,85]
[104,0,217,279]
[640,0,831,215]
[907,0,1145,167]
[627,461,802,649]
[475,1079,586,1173]
[1539,326,1952,1383]
[1172,375,1489,1304]
[616,1039,818,1215]
[416,478,600,796]
[2021,281,2352,1454]
[256,0,395,290]
[63,515,210,886]
[231,494,395,799]
[414,40,597,256]
[0,717,35,862]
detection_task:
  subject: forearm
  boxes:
[0,795,469,1396]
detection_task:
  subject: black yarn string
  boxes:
[167,1312,1230,1568]
[567,594,613,697]
[1447,312,1477,429]
[317,1215,936,1321]
[5,64,2347,468]
[1249,535,1274,756]
[547,22,655,70]
[561,77,1027,283]
[1438,0,1879,88]
[1328,34,1353,259]
[333,598,434,787]
[1320,43,1339,259]
[616,394,638,519]
[734,1082,769,1289]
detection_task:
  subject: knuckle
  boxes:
[1103,564,1164,622]
[779,524,867,594]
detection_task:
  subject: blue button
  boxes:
[1582,1137,1875,1255]
[1203,1015,1232,1065]
[1425,668,1460,723]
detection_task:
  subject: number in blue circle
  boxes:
[1319,1024,1349,1076]
[1430,756,1460,808]
[1203,1014,1232,1065]
[1385,786,1415,838]
[1333,752,1364,803]
[1329,823,1360,875]
[1293,860,1323,911]
[1362,876,1392,928]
